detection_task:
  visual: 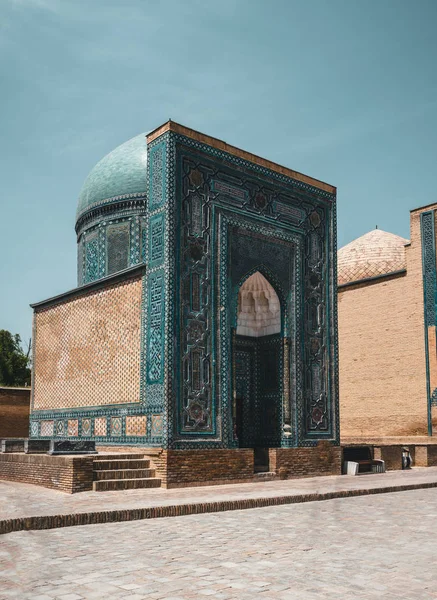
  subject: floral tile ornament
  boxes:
[67,419,79,437]
[81,418,91,436]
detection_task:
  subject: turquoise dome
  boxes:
[76,133,147,220]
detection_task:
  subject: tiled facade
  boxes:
[29,121,340,478]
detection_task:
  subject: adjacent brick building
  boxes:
[0,387,30,438]
[338,204,437,439]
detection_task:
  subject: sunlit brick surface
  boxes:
[126,415,147,436]
[33,278,142,410]
[338,209,429,437]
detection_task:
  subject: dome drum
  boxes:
[76,133,148,285]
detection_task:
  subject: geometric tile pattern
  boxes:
[32,276,142,410]
[421,212,436,327]
[420,211,437,436]
[126,415,147,436]
[56,420,65,436]
[110,416,122,436]
[151,414,163,437]
[81,418,91,436]
[169,131,338,448]
[94,417,107,436]
[40,420,54,436]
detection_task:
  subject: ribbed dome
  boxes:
[338,229,409,285]
[76,133,147,221]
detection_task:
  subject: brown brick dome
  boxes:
[337,229,409,285]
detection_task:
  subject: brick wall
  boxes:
[269,443,341,479]
[427,445,437,467]
[338,209,429,437]
[162,449,254,488]
[96,445,147,454]
[140,446,340,488]
[0,387,30,438]
[0,454,94,493]
[32,275,142,411]
[373,445,403,470]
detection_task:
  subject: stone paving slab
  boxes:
[2,488,437,599]
[1,467,437,535]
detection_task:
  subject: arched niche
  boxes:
[236,271,281,338]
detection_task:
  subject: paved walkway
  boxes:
[1,487,437,599]
[1,467,437,534]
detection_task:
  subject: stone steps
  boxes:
[253,471,277,481]
[94,468,155,481]
[94,453,146,460]
[93,459,151,471]
[93,477,162,492]
[92,454,162,491]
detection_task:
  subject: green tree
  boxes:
[0,330,31,387]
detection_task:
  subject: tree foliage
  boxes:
[0,330,31,387]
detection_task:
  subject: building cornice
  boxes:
[147,120,336,195]
[31,264,146,310]
[75,195,147,234]
[337,269,407,291]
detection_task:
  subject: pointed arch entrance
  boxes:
[232,271,283,451]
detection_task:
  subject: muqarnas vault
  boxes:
[30,121,341,485]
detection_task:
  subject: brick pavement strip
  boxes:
[1,488,437,599]
[1,468,437,535]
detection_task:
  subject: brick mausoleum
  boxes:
[26,121,340,487]
[338,205,437,443]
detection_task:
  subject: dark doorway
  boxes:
[232,272,283,454]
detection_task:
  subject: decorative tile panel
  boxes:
[421,211,436,327]
[149,141,166,209]
[146,270,165,384]
[55,420,65,436]
[81,418,91,436]
[40,420,54,437]
[107,222,130,275]
[94,417,107,436]
[110,416,122,436]
[151,414,163,436]
[149,213,165,268]
[141,223,147,263]
[67,419,79,436]
[84,233,99,283]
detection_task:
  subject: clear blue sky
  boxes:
[1,0,436,344]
